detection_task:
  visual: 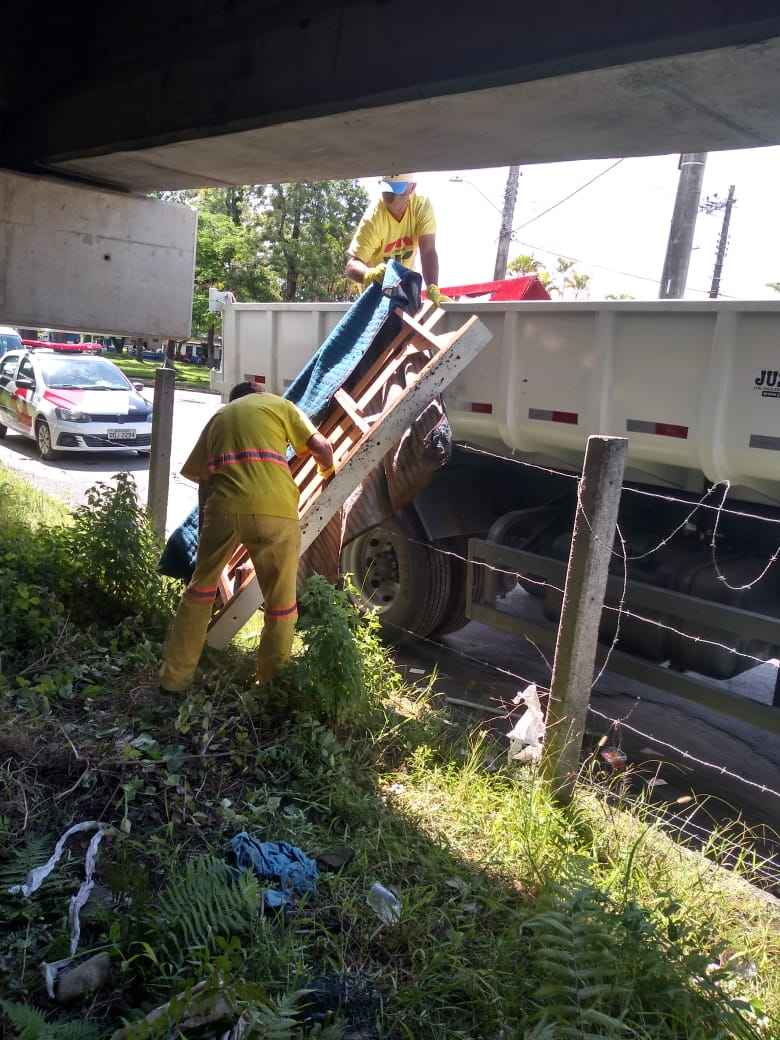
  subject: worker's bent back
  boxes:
[181,392,316,518]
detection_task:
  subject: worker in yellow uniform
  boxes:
[159,382,333,693]
[345,173,450,305]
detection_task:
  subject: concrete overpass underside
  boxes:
[3,2,780,192]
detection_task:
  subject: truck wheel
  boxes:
[341,517,452,641]
[431,537,469,636]
[36,420,57,460]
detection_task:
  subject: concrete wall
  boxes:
[0,171,196,338]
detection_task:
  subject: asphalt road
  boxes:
[0,388,221,534]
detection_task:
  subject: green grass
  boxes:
[107,352,216,392]
[0,463,71,530]
[0,466,779,1039]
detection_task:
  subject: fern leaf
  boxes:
[156,856,260,963]
[0,837,56,888]
[53,1021,100,1040]
[0,1000,49,1040]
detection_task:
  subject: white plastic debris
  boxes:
[367,882,402,925]
[507,684,545,765]
[8,820,102,897]
[8,820,110,998]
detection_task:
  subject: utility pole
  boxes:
[708,185,736,298]
[659,153,707,299]
[493,165,520,281]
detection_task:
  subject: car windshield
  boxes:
[0,333,22,354]
[38,356,130,390]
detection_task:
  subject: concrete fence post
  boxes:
[542,435,628,804]
[147,367,176,540]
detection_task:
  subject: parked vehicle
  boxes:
[21,338,101,354]
[0,347,153,458]
[213,293,780,709]
[0,326,22,356]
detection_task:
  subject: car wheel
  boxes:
[36,420,57,460]
[0,423,6,439]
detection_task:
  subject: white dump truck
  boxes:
[214,299,780,725]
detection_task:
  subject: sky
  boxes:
[362,146,780,300]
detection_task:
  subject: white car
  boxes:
[0,348,153,459]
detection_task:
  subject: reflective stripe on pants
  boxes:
[160,508,301,691]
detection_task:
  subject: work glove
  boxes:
[427,284,452,306]
[362,263,387,286]
[317,463,335,481]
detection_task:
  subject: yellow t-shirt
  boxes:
[182,393,317,518]
[348,194,436,268]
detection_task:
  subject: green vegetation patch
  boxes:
[0,464,778,1039]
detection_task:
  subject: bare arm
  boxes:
[306,431,334,473]
[419,234,439,287]
[345,256,369,285]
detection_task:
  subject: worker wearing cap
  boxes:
[159,382,334,693]
[345,174,449,305]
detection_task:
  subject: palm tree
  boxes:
[507,253,542,277]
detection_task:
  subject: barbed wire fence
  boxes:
[374,436,780,891]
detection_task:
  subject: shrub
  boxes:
[65,473,177,630]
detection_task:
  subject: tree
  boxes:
[191,207,280,337]
[263,180,369,301]
[767,282,780,294]
[565,270,591,300]
[151,180,369,338]
[507,253,543,276]
[507,253,591,299]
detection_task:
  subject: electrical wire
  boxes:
[509,234,736,298]
[511,159,625,234]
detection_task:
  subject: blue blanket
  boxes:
[159,261,421,580]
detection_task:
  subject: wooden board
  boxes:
[206,304,492,647]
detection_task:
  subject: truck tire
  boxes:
[430,537,469,636]
[341,517,452,641]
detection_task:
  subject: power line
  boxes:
[510,234,735,298]
[511,159,625,235]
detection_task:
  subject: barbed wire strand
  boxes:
[460,442,780,529]
[708,480,780,590]
[404,536,779,672]
[587,705,780,799]
[578,778,780,887]
[380,606,780,802]
[590,522,628,689]
[459,443,580,481]
[623,484,780,527]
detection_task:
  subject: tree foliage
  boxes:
[264,180,368,301]
[191,203,280,336]
[154,180,368,334]
[508,252,592,298]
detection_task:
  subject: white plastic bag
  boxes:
[507,684,545,765]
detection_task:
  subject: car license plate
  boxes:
[107,428,136,441]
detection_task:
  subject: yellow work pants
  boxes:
[160,507,301,692]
